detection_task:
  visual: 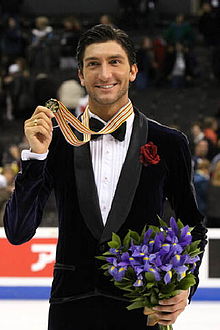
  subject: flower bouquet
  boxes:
[97,217,202,330]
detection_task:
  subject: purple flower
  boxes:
[133,275,144,287]
[164,270,172,284]
[108,265,127,281]
[144,263,161,281]
[170,217,179,236]
[179,226,192,247]
[175,265,188,280]
[143,228,153,244]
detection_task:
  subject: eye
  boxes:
[87,61,99,67]
[110,59,121,65]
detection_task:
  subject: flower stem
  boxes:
[159,325,173,330]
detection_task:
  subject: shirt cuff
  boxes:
[21,149,49,161]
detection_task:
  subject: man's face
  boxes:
[78,41,138,110]
[195,141,208,157]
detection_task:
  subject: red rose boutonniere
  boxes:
[140,141,160,167]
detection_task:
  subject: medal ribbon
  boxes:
[46,99,133,147]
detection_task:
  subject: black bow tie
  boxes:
[89,117,126,142]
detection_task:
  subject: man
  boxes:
[4,24,207,330]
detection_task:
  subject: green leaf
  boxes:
[124,292,139,299]
[102,251,114,256]
[177,219,184,230]
[129,230,140,244]
[95,256,107,260]
[183,246,190,254]
[160,283,176,294]
[146,282,155,289]
[115,282,133,292]
[145,272,155,283]
[126,301,145,310]
[159,290,180,300]
[112,232,121,246]
[148,225,160,234]
[189,240,201,251]
[108,241,120,249]
[132,297,145,303]
[157,216,168,228]
[101,264,110,270]
[140,225,147,242]
[177,274,196,290]
[123,231,131,248]
[150,290,158,305]
[126,266,136,279]
[189,249,201,257]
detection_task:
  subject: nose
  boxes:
[98,63,112,81]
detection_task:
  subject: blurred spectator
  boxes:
[190,122,205,144]
[135,36,157,89]
[214,106,220,142]
[203,116,218,145]
[2,135,29,168]
[99,14,115,27]
[194,158,210,215]
[0,164,16,226]
[0,76,7,123]
[192,139,209,169]
[210,152,220,172]
[57,79,84,115]
[60,16,82,70]
[198,2,219,47]
[152,35,166,74]
[164,14,195,48]
[0,142,4,167]
[28,16,59,74]
[3,60,32,120]
[207,160,220,227]
[0,164,15,188]
[162,43,197,88]
[1,16,26,69]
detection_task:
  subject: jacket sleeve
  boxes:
[165,131,207,302]
[3,159,53,245]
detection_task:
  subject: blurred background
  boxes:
[0,0,220,329]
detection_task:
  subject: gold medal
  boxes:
[45,98,59,113]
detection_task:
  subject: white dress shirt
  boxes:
[21,110,134,225]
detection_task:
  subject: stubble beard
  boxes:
[87,85,129,107]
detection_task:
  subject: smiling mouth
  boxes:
[95,83,117,89]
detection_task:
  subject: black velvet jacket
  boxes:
[3,109,207,304]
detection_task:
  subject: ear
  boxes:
[78,69,85,86]
[129,64,138,82]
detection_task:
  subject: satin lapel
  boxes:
[100,110,149,244]
[74,140,104,240]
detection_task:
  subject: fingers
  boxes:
[25,107,55,135]
[24,106,55,153]
[154,308,185,326]
[33,105,55,119]
[150,290,189,326]
[153,299,187,313]
[159,290,189,306]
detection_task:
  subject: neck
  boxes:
[88,99,130,122]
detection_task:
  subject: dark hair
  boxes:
[76,24,136,70]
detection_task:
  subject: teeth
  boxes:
[98,84,114,89]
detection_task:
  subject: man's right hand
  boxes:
[24,106,55,154]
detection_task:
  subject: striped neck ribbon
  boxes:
[45,98,133,147]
